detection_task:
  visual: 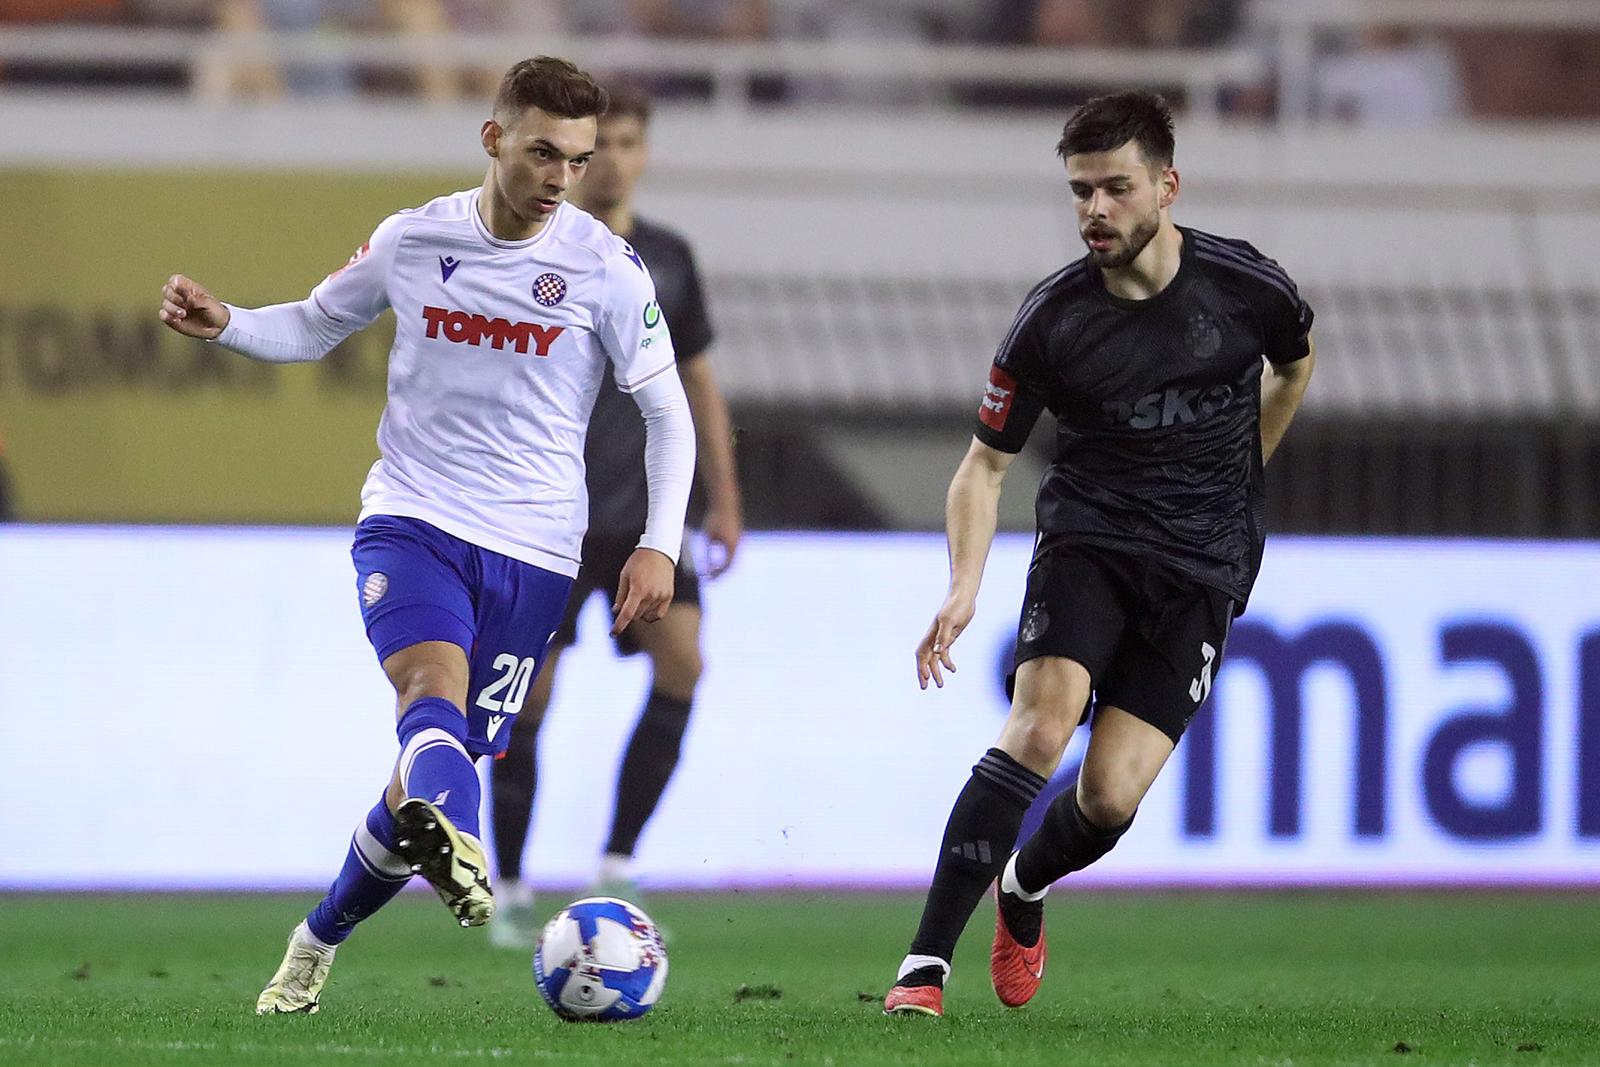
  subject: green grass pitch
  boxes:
[2,891,1597,1066]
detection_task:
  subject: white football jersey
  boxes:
[309,189,676,577]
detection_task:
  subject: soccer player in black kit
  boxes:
[488,88,743,947]
[883,92,1315,1017]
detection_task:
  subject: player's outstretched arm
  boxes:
[158,275,230,340]
[161,221,397,364]
[917,438,1016,690]
[1261,335,1316,463]
[157,271,365,364]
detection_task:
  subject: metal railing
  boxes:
[1257,0,1600,30]
[3,0,1598,117]
[699,272,1600,416]
[1253,0,1600,120]
[0,26,1265,116]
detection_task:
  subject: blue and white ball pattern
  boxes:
[533,897,668,1021]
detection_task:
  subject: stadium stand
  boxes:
[0,0,1596,535]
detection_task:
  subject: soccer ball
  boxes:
[533,897,668,1021]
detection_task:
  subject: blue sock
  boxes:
[396,697,481,837]
[306,798,411,946]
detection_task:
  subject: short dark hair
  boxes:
[494,56,609,121]
[601,84,653,127]
[1056,91,1176,170]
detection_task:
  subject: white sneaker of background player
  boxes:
[591,854,674,941]
[488,879,537,950]
[593,852,640,900]
[256,920,336,1014]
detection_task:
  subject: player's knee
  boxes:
[651,644,703,698]
[1008,712,1073,771]
[1075,775,1141,830]
[394,664,466,714]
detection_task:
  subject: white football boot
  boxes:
[393,797,495,927]
[256,921,336,1014]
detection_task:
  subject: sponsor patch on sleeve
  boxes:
[326,240,370,281]
[978,365,1017,431]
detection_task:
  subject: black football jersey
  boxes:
[583,217,715,539]
[974,227,1314,603]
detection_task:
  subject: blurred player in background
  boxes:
[157,57,696,1014]
[883,91,1316,1017]
[489,86,743,948]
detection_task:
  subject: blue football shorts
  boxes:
[350,514,574,758]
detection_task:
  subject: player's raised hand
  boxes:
[916,592,976,691]
[612,547,676,636]
[157,274,229,340]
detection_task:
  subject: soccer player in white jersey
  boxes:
[156,56,696,1015]
[488,87,744,946]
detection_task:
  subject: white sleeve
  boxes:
[215,299,352,363]
[214,215,401,363]
[631,367,696,563]
[597,245,677,393]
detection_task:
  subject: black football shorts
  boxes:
[1010,537,1238,743]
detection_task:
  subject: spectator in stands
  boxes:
[764,1,956,105]
[389,0,570,103]
[945,0,1102,108]
[974,0,1240,113]
[1029,0,1106,47]
[1030,0,1236,49]
[783,0,963,44]
[1125,0,1238,48]
[159,0,364,100]
[1314,24,1465,126]
[170,0,565,102]
[128,0,207,27]
[619,0,769,39]
[1,0,132,89]
[562,0,775,103]
[1450,23,1600,119]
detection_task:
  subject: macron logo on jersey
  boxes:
[439,255,461,283]
[422,306,565,357]
[979,366,1017,431]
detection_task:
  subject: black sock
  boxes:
[490,712,540,882]
[996,882,1044,948]
[1012,787,1134,894]
[604,689,693,858]
[907,748,1046,969]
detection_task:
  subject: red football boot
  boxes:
[883,982,944,1017]
[990,891,1046,1007]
